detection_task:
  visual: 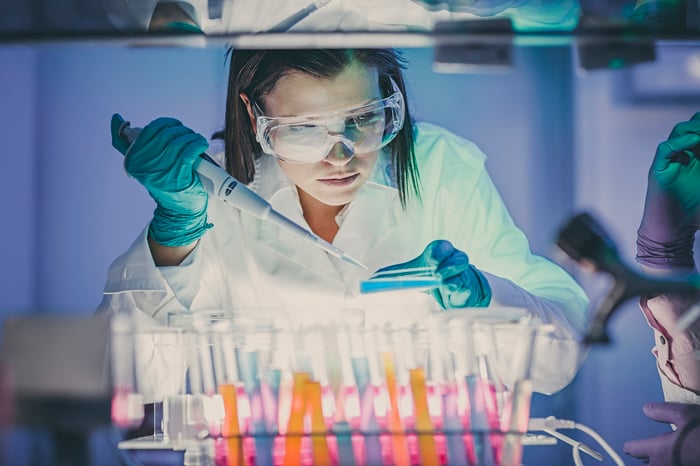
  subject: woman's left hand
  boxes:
[377,240,492,309]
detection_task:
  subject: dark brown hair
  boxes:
[223,48,420,206]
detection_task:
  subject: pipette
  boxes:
[116,116,368,270]
[266,0,335,32]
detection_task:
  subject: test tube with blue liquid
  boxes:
[235,317,277,466]
[464,320,503,466]
[427,315,468,466]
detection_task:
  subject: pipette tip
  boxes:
[341,252,369,270]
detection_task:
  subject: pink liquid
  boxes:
[111,387,144,429]
[465,375,500,466]
[498,379,533,466]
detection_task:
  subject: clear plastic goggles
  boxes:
[254,81,405,164]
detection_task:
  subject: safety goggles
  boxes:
[253,80,405,164]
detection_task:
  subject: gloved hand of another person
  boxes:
[412,0,526,16]
[624,402,700,466]
[377,240,492,309]
[110,114,211,247]
[637,113,700,269]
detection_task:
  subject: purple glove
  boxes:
[637,113,700,270]
[624,402,700,466]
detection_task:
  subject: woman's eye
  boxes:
[351,114,378,126]
[287,124,318,133]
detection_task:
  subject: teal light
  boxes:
[609,58,626,69]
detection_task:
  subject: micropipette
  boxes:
[116,116,368,270]
[266,0,334,32]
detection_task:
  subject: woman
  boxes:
[100,48,588,395]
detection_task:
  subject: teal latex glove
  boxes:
[637,112,700,269]
[110,114,212,247]
[378,240,492,309]
[164,21,204,33]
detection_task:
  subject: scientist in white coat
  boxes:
[99,48,589,397]
[105,0,582,34]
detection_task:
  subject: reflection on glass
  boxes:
[630,0,686,29]
[101,0,584,33]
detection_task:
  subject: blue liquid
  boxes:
[359,278,441,294]
[351,358,370,395]
[352,358,382,466]
[443,390,468,466]
[333,421,356,466]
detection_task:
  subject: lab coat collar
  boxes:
[250,151,401,280]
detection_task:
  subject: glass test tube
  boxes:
[427,315,468,466]
[110,312,145,430]
[351,324,384,466]
[495,321,540,466]
[237,317,277,466]
[377,324,412,466]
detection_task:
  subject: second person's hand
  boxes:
[624,402,700,466]
[377,240,492,309]
[110,114,212,247]
[637,112,700,269]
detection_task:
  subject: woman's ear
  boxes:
[239,93,256,134]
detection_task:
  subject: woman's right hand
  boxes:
[637,113,700,269]
[110,114,212,247]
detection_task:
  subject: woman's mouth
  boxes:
[318,173,360,186]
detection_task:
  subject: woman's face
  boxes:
[260,63,382,209]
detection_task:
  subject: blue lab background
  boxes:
[1,43,699,465]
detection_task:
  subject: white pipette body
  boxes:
[118,121,367,270]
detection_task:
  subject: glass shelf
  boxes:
[1,0,699,47]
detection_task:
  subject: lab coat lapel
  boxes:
[249,153,405,280]
[248,156,340,282]
[332,182,403,271]
[254,189,344,285]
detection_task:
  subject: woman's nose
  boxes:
[323,140,355,166]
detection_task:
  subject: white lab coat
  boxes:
[98,122,589,397]
[107,0,580,33]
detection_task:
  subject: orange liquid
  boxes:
[219,383,242,466]
[409,368,439,466]
[305,380,332,466]
[283,372,309,466]
[382,352,411,466]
